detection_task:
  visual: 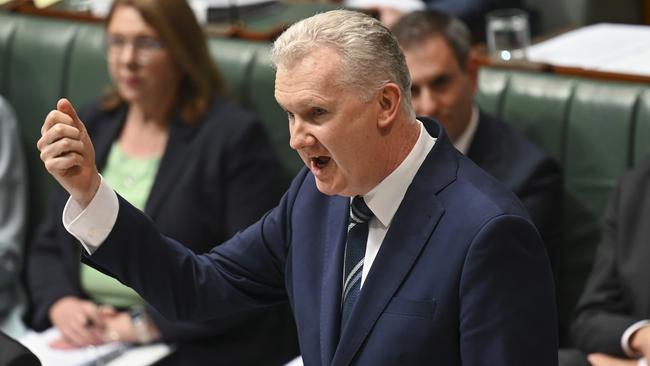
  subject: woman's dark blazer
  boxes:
[26,97,298,365]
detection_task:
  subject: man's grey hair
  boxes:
[271,9,413,115]
[391,10,472,69]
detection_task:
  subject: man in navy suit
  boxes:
[392,10,562,248]
[37,9,557,365]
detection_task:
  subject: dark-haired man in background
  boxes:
[392,10,562,250]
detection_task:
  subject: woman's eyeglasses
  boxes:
[105,35,165,65]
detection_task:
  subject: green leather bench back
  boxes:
[477,67,650,343]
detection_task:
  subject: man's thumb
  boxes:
[56,98,82,127]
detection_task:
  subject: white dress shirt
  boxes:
[622,320,650,358]
[359,120,436,287]
[452,104,479,155]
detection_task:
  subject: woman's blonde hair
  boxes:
[103,0,223,124]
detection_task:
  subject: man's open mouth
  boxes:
[311,156,331,169]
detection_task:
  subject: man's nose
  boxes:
[416,89,438,117]
[289,118,315,150]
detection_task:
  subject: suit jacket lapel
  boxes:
[145,117,196,217]
[93,106,127,171]
[331,121,457,366]
[320,196,349,366]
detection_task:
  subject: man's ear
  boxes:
[377,82,401,129]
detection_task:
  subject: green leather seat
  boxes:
[475,66,509,116]
[6,16,79,243]
[247,44,303,174]
[634,89,650,164]
[561,81,641,342]
[66,24,110,107]
[501,72,574,163]
[208,37,258,103]
[0,13,19,94]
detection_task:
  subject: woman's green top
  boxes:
[80,142,161,308]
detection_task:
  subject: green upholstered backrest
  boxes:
[634,90,650,164]
[66,25,110,107]
[501,72,574,163]
[0,14,18,94]
[3,14,79,243]
[208,37,257,104]
[247,43,303,173]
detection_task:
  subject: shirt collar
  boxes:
[453,104,479,155]
[360,120,436,228]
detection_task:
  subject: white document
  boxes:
[344,0,425,12]
[527,23,650,76]
[19,328,174,366]
[19,328,126,366]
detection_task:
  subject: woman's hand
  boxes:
[48,296,106,349]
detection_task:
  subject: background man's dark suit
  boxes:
[571,158,650,357]
[467,111,562,245]
[84,121,558,366]
[27,97,298,365]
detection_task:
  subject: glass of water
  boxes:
[486,8,530,62]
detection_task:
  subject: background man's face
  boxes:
[403,35,477,142]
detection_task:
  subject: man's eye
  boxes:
[430,76,450,89]
[411,86,420,97]
[312,108,327,117]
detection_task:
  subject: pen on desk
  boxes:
[84,317,94,328]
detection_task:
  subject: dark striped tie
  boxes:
[340,195,374,334]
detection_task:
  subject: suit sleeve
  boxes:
[84,169,308,323]
[459,214,558,366]
[570,183,640,357]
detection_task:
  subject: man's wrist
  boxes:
[76,171,101,209]
[630,323,650,357]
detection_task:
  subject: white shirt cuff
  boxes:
[62,175,119,254]
[622,320,650,357]
[639,358,648,366]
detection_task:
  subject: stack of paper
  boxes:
[19,328,175,366]
[526,23,650,76]
[19,328,125,366]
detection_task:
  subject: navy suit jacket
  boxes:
[467,111,562,246]
[85,119,558,366]
[571,158,650,357]
[28,98,298,365]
